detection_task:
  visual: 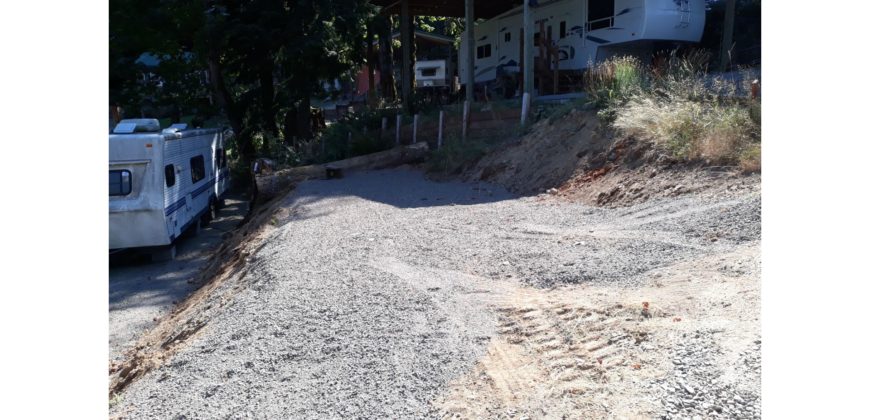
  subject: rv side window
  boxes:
[165,164,176,187]
[504,32,511,43]
[421,67,437,77]
[216,148,224,169]
[190,155,205,184]
[476,44,491,59]
[109,170,132,196]
[560,21,566,39]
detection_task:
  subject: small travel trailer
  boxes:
[415,59,452,90]
[459,0,705,91]
[109,119,231,259]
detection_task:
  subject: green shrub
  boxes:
[599,53,761,168]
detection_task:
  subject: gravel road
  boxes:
[112,168,761,419]
[109,196,247,363]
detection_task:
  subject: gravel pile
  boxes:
[655,330,762,419]
[112,168,761,418]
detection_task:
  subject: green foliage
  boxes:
[110,0,376,166]
[316,107,399,163]
[583,56,647,108]
[427,137,488,174]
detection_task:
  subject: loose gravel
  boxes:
[112,168,760,418]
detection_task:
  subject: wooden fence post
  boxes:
[413,114,419,143]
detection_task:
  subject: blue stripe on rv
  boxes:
[164,197,187,216]
[191,178,216,198]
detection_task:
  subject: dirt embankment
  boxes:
[464,109,756,207]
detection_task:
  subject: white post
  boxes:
[413,114,419,144]
[381,116,388,140]
[437,110,444,149]
[395,114,402,145]
[521,92,531,126]
[462,100,470,141]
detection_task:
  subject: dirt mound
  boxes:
[465,109,754,207]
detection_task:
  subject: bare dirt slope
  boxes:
[110,168,760,419]
[465,109,754,207]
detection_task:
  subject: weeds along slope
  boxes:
[585,53,761,172]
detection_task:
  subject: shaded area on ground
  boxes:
[108,195,248,362]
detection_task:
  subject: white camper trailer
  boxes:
[109,119,232,258]
[416,60,451,90]
[459,0,705,88]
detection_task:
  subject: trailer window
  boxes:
[560,21,566,38]
[165,164,176,187]
[190,155,205,184]
[109,170,132,196]
[504,32,511,43]
[476,44,491,59]
[420,67,437,77]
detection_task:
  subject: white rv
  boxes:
[459,0,705,87]
[109,119,232,258]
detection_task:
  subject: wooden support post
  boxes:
[400,0,412,110]
[523,0,534,98]
[462,100,470,141]
[395,114,402,145]
[413,114,419,143]
[465,0,474,104]
[521,92,530,126]
[437,110,444,149]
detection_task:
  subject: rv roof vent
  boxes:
[113,119,161,134]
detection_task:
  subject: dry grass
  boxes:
[589,53,761,172]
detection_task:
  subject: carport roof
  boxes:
[370,0,524,19]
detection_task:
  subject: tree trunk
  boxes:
[207,50,254,167]
[259,57,277,140]
[377,16,396,102]
[366,27,377,106]
[296,94,311,140]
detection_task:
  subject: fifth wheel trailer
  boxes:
[459,0,705,88]
[109,119,231,259]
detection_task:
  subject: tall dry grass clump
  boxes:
[587,52,761,171]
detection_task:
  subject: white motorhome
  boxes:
[459,0,705,87]
[109,119,231,258]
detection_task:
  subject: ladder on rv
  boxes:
[677,0,691,28]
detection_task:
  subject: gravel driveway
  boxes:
[112,168,760,419]
[109,196,248,363]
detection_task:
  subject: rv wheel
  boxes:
[201,202,216,226]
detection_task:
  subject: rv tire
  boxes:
[201,202,217,226]
[151,245,176,262]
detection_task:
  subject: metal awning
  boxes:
[370,0,523,19]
